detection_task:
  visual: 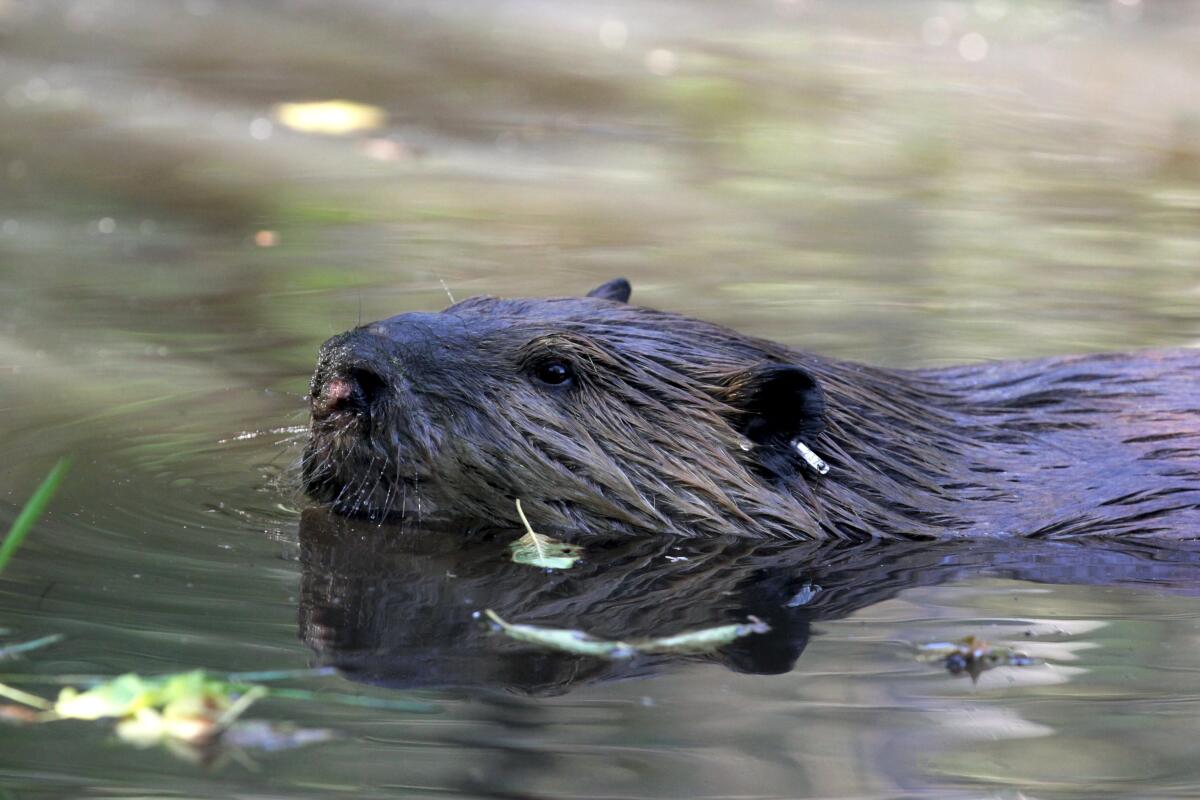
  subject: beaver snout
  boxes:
[311,374,355,420]
[311,368,387,421]
[310,328,397,423]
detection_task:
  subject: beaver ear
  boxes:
[586,278,632,303]
[722,364,828,475]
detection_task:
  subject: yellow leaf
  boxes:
[508,499,581,570]
[272,100,387,136]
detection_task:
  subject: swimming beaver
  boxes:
[302,278,1200,540]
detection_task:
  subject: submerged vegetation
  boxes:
[0,663,439,760]
[54,671,274,747]
[0,461,430,761]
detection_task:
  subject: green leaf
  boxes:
[55,673,158,720]
[508,499,581,570]
[116,707,214,747]
[53,670,245,721]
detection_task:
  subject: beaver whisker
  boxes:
[378,462,399,519]
[328,463,356,511]
[354,456,383,516]
[356,457,387,518]
[413,466,423,525]
[332,452,374,513]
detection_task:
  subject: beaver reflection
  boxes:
[297,509,1200,696]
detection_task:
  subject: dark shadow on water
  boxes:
[297,509,1200,696]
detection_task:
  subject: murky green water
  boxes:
[3,1,1200,797]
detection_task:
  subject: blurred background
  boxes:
[3,2,1200,797]
[5,1,1200,386]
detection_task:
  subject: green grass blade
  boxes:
[0,458,72,575]
[0,634,64,660]
[265,687,441,714]
[225,667,338,683]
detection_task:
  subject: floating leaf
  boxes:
[50,670,277,749]
[117,707,217,748]
[917,635,1039,681]
[508,499,581,570]
[55,673,155,720]
[3,668,415,758]
[53,670,251,723]
[484,610,636,658]
[484,610,769,659]
[634,618,770,654]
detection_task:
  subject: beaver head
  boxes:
[301,279,985,540]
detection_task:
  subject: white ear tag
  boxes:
[791,439,830,476]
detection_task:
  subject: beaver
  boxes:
[302,278,1200,541]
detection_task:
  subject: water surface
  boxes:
[3,1,1200,797]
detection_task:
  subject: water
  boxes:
[2,0,1200,796]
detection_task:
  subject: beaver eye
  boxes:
[532,360,574,388]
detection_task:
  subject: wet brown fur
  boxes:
[302,283,1200,541]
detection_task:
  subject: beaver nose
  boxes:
[312,367,387,420]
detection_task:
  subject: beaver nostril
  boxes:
[312,367,388,420]
[347,367,387,406]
